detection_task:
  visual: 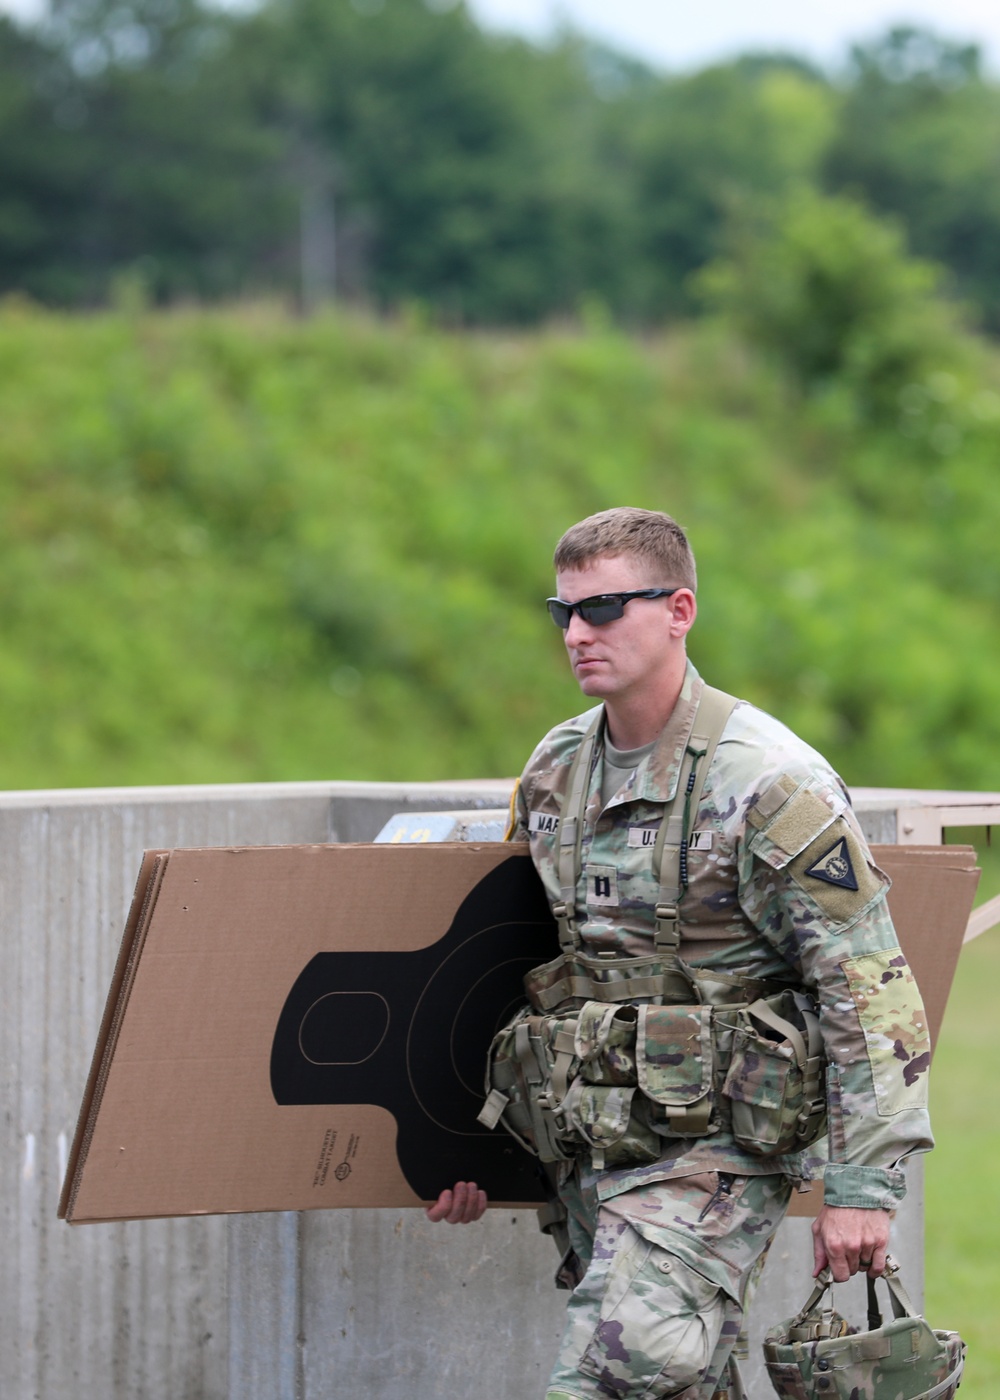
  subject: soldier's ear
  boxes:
[668,589,697,638]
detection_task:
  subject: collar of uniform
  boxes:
[596,662,705,810]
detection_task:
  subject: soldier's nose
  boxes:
[564,613,594,646]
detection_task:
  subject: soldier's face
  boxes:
[554,555,683,704]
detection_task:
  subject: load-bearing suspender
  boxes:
[552,684,738,954]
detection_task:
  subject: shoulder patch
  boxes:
[786,817,884,925]
[804,838,858,891]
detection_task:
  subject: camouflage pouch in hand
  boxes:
[762,1256,966,1400]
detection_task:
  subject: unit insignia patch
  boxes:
[804,838,859,890]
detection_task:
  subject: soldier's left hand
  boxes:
[812,1205,890,1281]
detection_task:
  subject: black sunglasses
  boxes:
[545,588,680,629]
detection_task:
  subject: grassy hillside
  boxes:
[2,299,999,793]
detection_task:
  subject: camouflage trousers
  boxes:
[546,1169,792,1400]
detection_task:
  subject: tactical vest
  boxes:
[479,686,827,1169]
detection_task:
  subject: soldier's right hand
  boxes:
[425,1181,488,1224]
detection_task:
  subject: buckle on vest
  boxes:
[798,1096,826,1133]
[655,903,681,954]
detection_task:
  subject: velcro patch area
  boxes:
[765,787,836,858]
[788,818,884,925]
[746,776,839,871]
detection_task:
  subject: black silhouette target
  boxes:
[270,856,558,1202]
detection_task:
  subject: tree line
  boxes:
[3,1,1000,329]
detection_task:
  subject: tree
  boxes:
[698,186,967,420]
[622,56,837,317]
[226,0,647,320]
[824,27,1000,331]
[0,0,288,304]
[0,18,90,301]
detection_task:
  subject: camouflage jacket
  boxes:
[509,663,933,1208]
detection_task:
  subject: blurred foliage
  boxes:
[696,187,972,421]
[1,295,999,792]
[619,57,837,318]
[3,4,1000,327]
[825,27,1000,335]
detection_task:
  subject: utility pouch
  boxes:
[561,1081,660,1167]
[722,991,827,1156]
[480,1001,663,1167]
[479,1008,580,1164]
[635,1003,715,1137]
[574,1002,639,1085]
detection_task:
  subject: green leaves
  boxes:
[4,8,1000,331]
[698,187,969,422]
[824,28,1000,334]
[1,301,999,794]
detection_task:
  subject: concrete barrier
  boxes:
[2,780,934,1399]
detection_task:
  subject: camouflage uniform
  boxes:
[509,664,933,1400]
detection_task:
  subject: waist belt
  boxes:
[523,946,781,1014]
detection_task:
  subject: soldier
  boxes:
[428,508,932,1400]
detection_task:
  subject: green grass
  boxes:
[925,836,1000,1398]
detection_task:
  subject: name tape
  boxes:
[627,827,714,850]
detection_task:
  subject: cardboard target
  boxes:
[60,842,559,1222]
[270,858,557,1201]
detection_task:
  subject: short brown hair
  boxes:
[553,508,697,591]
